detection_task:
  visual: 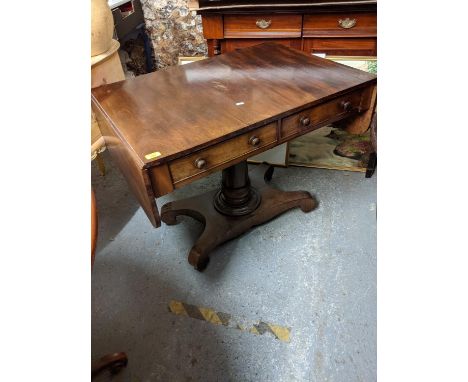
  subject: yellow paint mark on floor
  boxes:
[199,307,222,325]
[168,300,187,316]
[168,300,291,343]
[268,324,291,342]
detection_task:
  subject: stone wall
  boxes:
[141,0,207,70]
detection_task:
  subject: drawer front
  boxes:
[303,12,376,38]
[170,122,277,184]
[224,14,302,38]
[222,38,302,53]
[281,90,364,139]
[303,38,377,57]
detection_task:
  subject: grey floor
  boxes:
[92,152,376,382]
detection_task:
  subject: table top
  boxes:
[190,0,377,11]
[92,43,376,168]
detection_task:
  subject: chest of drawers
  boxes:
[191,1,377,57]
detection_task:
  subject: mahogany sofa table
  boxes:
[92,43,376,271]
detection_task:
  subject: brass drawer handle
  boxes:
[300,116,311,128]
[256,19,272,29]
[249,136,261,146]
[194,158,206,169]
[338,18,357,29]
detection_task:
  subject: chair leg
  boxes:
[95,152,106,176]
[91,352,128,378]
[365,152,377,178]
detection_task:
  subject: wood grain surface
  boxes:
[169,121,277,186]
[303,12,376,38]
[224,14,303,38]
[92,100,161,227]
[303,37,376,56]
[222,38,302,52]
[91,43,376,169]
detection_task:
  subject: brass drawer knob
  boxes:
[338,18,357,29]
[300,116,311,127]
[341,100,353,112]
[256,19,272,29]
[249,136,260,146]
[194,158,206,169]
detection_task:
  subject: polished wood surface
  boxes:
[92,101,160,227]
[195,1,377,140]
[222,38,302,52]
[343,82,377,134]
[195,1,376,57]
[303,12,376,37]
[161,163,316,271]
[224,14,303,38]
[191,1,377,12]
[92,43,376,229]
[201,14,224,39]
[303,37,376,56]
[280,88,364,139]
[169,121,277,186]
[92,43,375,168]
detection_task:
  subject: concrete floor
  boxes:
[92,152,376,382]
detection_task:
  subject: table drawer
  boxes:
[224,14,302,38]
[170,122,277,184]
[303,12,376,38]
[222,38,302,53]
[303,38,377,57]
[281,90,364,139]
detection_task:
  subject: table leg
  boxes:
[161,162,317,271]
[91,352,128,378]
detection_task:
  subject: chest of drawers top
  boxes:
[192,0,377,12]
[91,43,376,169]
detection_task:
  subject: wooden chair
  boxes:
[91,3,129,375]
[91,189,128,378]
[91,0,126,176]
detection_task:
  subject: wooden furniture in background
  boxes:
[91,0,126,175]
[191,1,377,59]
[92,43,376,270]
[192,0,377,140]
[91,39,126,177]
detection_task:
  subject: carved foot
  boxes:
[300,195,316,212]
[160,164,318,271]
[161,197,208,226]
[188,247,210,271]
[161,203,179,225]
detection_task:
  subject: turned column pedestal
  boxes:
[161,162,317,271]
